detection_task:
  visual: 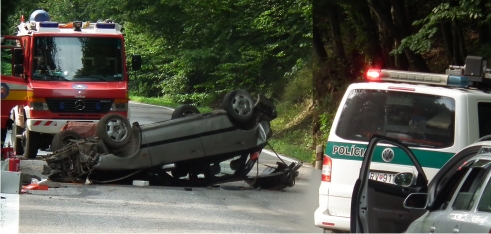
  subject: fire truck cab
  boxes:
[1,10,141,159]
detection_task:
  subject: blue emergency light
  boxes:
[447,76,469,88]
[95,23,116,29]
[39,22,59,28]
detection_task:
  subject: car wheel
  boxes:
[171,104,200,119]
[51,130,82,151]
[23,129,39,159]
[97,113,132,149]
[222,89,255,123]
[11,124,24,155]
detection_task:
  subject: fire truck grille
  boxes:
[46,99,113,113]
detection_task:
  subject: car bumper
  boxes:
[26,119,100,134]
[314,207,350,231]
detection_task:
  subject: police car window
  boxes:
[478,102,491,138]
[452,162,489,211]
[436,166,470,210]
[477,173,491,212]
[336,89,455,148]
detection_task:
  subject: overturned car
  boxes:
[42,90,301,189]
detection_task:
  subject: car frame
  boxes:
[43,89,300,189]
[351,134,491,233]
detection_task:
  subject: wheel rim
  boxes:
[231,94,253,116]
[105,118,129,142]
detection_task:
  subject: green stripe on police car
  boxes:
[326,141,455,169]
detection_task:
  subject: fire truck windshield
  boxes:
[32,36,124,82]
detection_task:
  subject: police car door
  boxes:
[350,135,428,233]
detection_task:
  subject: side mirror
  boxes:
[13,48,24,64]
[393,172,415,187]
[403,193,428,209]
[132,54,141,71]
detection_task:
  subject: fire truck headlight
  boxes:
[110,103,128,111]
[30,102,49,110]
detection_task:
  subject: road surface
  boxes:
[1,101,322,233]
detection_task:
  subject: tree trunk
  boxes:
[327,2,346,63]
[451,21,465,65]
[368,0,429,71]
[312,3,329,154]
[440,21,454,64]
[356,1,386,68]
[478,0,490,44]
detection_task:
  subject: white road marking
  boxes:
[0,193,20,234]
[129,101,174,110]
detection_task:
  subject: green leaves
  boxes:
[4,0,311,105]
[393,0,489,55]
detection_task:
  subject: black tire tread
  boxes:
[11,124,24,155]
[51,130,82,151]
[171,104,200,119]
[24,130,39,159]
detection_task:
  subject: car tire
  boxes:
[51,130,82,151]
[171,104,200,119]
[11,124,24,155]
[23,129,39,159]
[97,113,132,149]
[222,89,255,123]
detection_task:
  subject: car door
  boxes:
[351,135,428,233]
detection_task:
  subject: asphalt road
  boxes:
[1,101,322,233]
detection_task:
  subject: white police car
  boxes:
[314,56,491,232]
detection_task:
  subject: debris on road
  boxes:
[244,162,302,190]
[133,180,149,186]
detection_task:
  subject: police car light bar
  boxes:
[366,69,469,88]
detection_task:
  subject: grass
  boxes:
[267,98,314,163]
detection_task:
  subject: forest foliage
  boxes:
[3,0,491,160]
[2,0,312,105]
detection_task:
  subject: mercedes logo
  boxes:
[382,148,395,162]
[74,100,85,111]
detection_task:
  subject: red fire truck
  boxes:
[1,10,141,159]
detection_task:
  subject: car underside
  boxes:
[41,90,301,189]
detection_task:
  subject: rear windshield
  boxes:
[335,89,455,148]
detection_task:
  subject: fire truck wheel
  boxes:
[51,130,82,152]
[171,104,200,119]
[11,124,24,155]
[23,130,39,159]
[222,89,255,123]
[97,113,132,149]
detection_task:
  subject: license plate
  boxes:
[369,171,396,184]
